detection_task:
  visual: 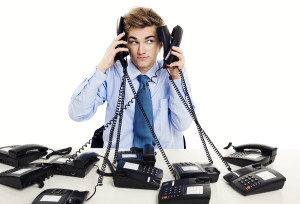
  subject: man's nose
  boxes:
[138,43,146,55]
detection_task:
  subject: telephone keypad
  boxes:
[161,185,183,200]
[237,175,261,190]
[142,166,159,176]
[230,152,248,157]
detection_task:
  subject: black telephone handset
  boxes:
[159,177,211,204]
[51,152,100,178]
[157,25,183,66]
[223,163,286,196]
[113,159,163,190]
[117,144,156,166]
[0,144,48,167]
[0,162,53,189]
[32,188,89,204]
[115,16,129,68]
[223,143,277,167]
[172,162,220,183]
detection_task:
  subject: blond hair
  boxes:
[123,7,165,33]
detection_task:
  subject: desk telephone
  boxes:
[113,159,163,190]
[223,163,286,195]
[117,144,156,166]
[223,143,277,167]
[159,177,211,204]
[0,162,53,189]
[51,152,99,178]
[172,162,220,183]
[32,188,89,204]
[0,144,48,167]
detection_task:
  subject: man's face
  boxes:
[127,25,162,73]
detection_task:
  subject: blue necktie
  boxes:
[133,74,155,148]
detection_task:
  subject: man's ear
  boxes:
[159,41,163,51]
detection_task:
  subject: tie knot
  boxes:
[137,74,149,85]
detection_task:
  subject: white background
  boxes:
[0,0,299,150]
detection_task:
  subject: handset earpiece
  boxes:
[157,25,171,59]
[164,25,183,65]
[115,16,129,67]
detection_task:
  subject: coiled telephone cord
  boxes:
[166,66,232,172]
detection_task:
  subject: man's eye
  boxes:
[147,40,153,43]
[130,41,138,44]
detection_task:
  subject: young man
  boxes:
[68,7,193,149]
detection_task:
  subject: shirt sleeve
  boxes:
[168,67,194,131]
[68,67,108,122]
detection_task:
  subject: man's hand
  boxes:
[166,46,185,79]
[97,32,129,73]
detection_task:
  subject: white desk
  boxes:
[0,148,298,204]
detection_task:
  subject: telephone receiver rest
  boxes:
[9,144,48,158]
[234,144,277,156]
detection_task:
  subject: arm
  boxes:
[168,68,194,131]
[167,46,193,131]
[68,69,108,122]
[68,32,128,121]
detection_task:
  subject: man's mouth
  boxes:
[137,56,149,60]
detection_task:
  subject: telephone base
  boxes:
[0,163,53,189]
[113,172,161,190]
[0,150,47,167]
[32,188,89,204]
[159,177,211,204]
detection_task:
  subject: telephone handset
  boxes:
[117,144,156,166]
[32,188,89,204]
[115,16,129,68]
[0,144,48,167]
[113,160,163,190]
[223,163,286,196]
[172,162,220,183]
[157,25,183,66]
[159,177,211,204]
[51,152,100,178]
[223,143,277,167]
[0,162,53,189]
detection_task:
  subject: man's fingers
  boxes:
[114,32,126,41]
[115,47,129,53]
[172,46,183,54]
[115,40,128,46]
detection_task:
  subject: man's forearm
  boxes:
[68,68,107,121]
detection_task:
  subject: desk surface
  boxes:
[0,148,298,204]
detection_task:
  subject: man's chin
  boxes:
[132,61,152,71]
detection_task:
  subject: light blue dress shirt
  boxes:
[68,59,194,149]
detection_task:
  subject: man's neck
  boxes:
[132,61,156,74]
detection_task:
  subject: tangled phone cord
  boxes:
[123,67,177,178]
[167,67,232,172]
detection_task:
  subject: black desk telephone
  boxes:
[0,162,53,189]
[159,177,211,204]
[172,162,220,183]
[117,144,156,166]
[223,163,286,196]
[32,188,89,204]
[51,152,99,178]
[0,144,48,167]
[223,143,277,167]
[113,159,163,190]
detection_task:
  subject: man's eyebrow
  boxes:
[128,35,156,40]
